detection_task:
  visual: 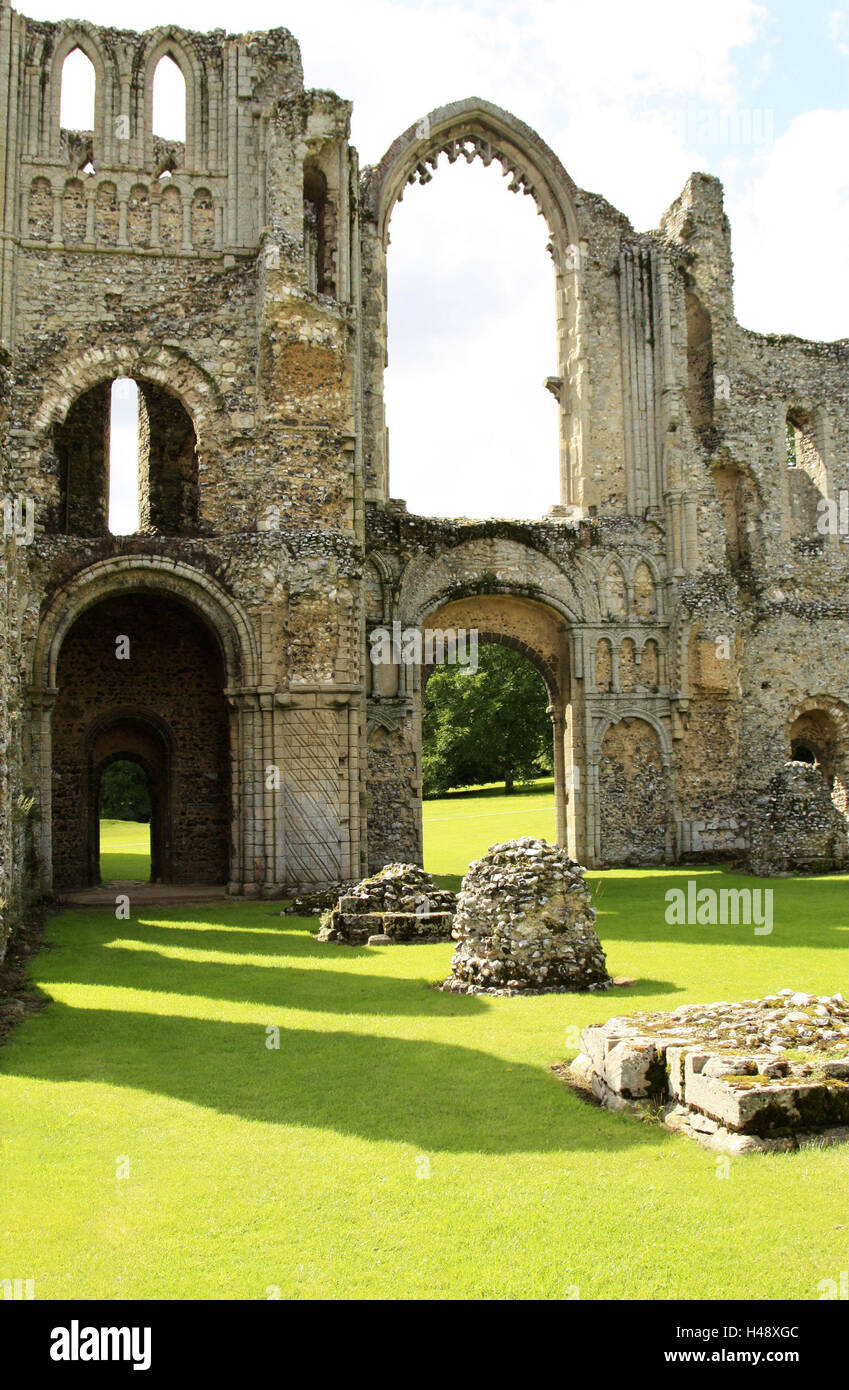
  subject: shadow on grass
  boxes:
[3,1000,675,1156]
[424,779,554,805]
[32,914,485,1019]
[38,914,682,1013]
[587,867,848,948]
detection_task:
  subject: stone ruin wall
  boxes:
[0,4,846,955]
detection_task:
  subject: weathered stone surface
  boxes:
[566,992,849,1149]
[317,863,456,944]
[443,838,611,994]
[748,762,849,875]
[281,883,358,917]
[0,8,846,960]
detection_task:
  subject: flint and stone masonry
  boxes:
[1,6,847,952]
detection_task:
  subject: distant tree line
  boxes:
[99,760,151,821]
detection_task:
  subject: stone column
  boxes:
[550,703,567,848]
[29,687,58,891]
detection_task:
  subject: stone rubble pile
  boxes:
[567,991,849,1153]
[317,863,456,944]
[442,838,611,994]
[281,883,358,917]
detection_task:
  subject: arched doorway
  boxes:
[365,583,580,869]
[31,556,261,896]
[89,717,170,883]
[49,591,230,891]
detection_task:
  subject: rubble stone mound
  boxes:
[282,882,358,917]
[748,762,849,876]
[567,990,849,1153]
[442,838,611,994]
[317,864,456,944]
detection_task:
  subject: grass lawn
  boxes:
[0,794,846,1300]
[99,818,151,883]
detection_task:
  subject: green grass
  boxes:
[423,777,556,878]
[0,788,846,1300]
[99,818,151,883]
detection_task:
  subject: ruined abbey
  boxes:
[0,6,847,952]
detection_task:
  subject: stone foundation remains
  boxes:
[442,838,611,994]
[317,863,456,944]
[567,991,849,1152]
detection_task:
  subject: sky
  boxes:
[35,0,849,524]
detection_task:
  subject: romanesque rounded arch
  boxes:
[397,535,589,633]
[592,706,674,767]
[363,97,581,260]
[422,625,560,702]
[32,341,228,450]
[32,556,259,691]
[411,576,582,633]
[785,695,849,746]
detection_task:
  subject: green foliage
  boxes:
[99,760,151,821]
[422,644,552,795]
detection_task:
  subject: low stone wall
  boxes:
[747,762,849,875]
[566,991,849,1152]
[317,863,456,944]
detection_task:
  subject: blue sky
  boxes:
[32,0,849,521]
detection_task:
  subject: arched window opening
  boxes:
[108,378,140,535]
[152,54,186,148]
[54,377,200,537]
[59,47,95,133]
[385,155,558,519]
[98,759,151,884]
[304,164,331,295]
[788,706,847,813]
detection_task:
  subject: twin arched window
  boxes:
[58,44,187,156]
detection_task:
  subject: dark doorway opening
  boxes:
[52,591,231,891]
[89,717,171,885]
[791,741,816,765]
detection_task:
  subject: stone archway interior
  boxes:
[51,590,231,889]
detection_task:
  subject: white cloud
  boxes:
[728,109,849,341]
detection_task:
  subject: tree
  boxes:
[99,760,151,821]
[422,643,552,795]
